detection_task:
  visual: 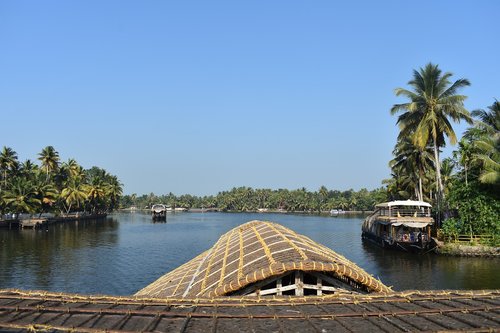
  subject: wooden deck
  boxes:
[0,220,19,229]
[0,289,499,332]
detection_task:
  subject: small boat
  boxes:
[362,200,434,252]
[151,204,167,221]
[330,209,345,216]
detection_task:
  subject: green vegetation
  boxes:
[389,63,499,246]
[121,186,388,213]
[0,146,122,217]
[390,63,472,204]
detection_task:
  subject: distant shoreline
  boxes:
[118,207,373,215]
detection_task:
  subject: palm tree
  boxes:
[38,146,60,182]
[318,186,329,210]
[0,146,19,190]
[440,158,455,198]
[84,177,107,213]
[2,177,41,214]
[454,138,474,186]
[61,180,87,214]
[64,158,84,180]
[105,175,123,211]
[472,100,500,134]
[390,136,434,201]
[470,100,500,185]
[391,63,472,202]
[19,159,38,179]
[32,174,59,215]
[474,137,500,185]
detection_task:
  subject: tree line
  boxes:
[0,146,123,217]
[121,186,388,213]
[388,63,499,243]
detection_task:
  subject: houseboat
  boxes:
[361,200,434,252]
[151,204,167,221]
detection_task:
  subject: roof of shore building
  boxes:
[135,220,391,298]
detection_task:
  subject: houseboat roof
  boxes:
[2,289,499,332]
[135,220,391,298]
[151,204,167,211]
[375,200,432,208]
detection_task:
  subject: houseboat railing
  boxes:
[383,231,429,243]
[378,208,430,218]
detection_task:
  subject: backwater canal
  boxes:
[1,212,499,295]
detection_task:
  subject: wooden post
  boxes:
[277,278,282,296]
[295,271,303,296]
[317,276,322,296]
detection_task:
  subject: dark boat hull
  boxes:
[362,231,433,253]
[152,213,166,221]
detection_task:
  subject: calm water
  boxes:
[1,212,499,295]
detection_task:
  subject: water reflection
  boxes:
[0,212,499,295]
[361,241,500,290]
[0,218,118,292]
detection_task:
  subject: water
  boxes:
[1,212,499,295]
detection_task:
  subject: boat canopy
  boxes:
[375,200,432,208]
[375,221,431,228]
[393,222,431,228]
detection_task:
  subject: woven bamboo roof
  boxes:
[136,220,391,298]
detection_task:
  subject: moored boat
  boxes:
[362,200,434,252]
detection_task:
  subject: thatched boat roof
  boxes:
[1,289,499,332]
[136,220,390,298]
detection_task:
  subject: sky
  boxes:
[0,1,498,196]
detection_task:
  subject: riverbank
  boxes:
[120,207,372,215]
[0,213,108,229]
[435,241,500,257]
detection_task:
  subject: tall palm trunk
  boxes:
[2,170,6,191]
[433,136,445,200]
[418,170,423,202]
[433,137,444,227]
[464,164,468,186]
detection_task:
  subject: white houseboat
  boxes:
[151,204,168,221]
[362,200,434,252]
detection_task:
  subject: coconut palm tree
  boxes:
[391,63,472,202]
[32,174,59,215]
[390,136,434,201]
[64,158,84,180]
[0,146,19,190]
[440,158,455,198]
[474,138,499,185]
[105,175,123,211]
[454,138,474,186]
[2,177,41,214]
[472,100,500,134]
[38,146,60,182]
[61,180,87,214]
[19,159,38,179]
[84,177,107,213]
[318,186,329,210]
[470,100,500,185]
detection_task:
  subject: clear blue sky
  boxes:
[1,1,498,196]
